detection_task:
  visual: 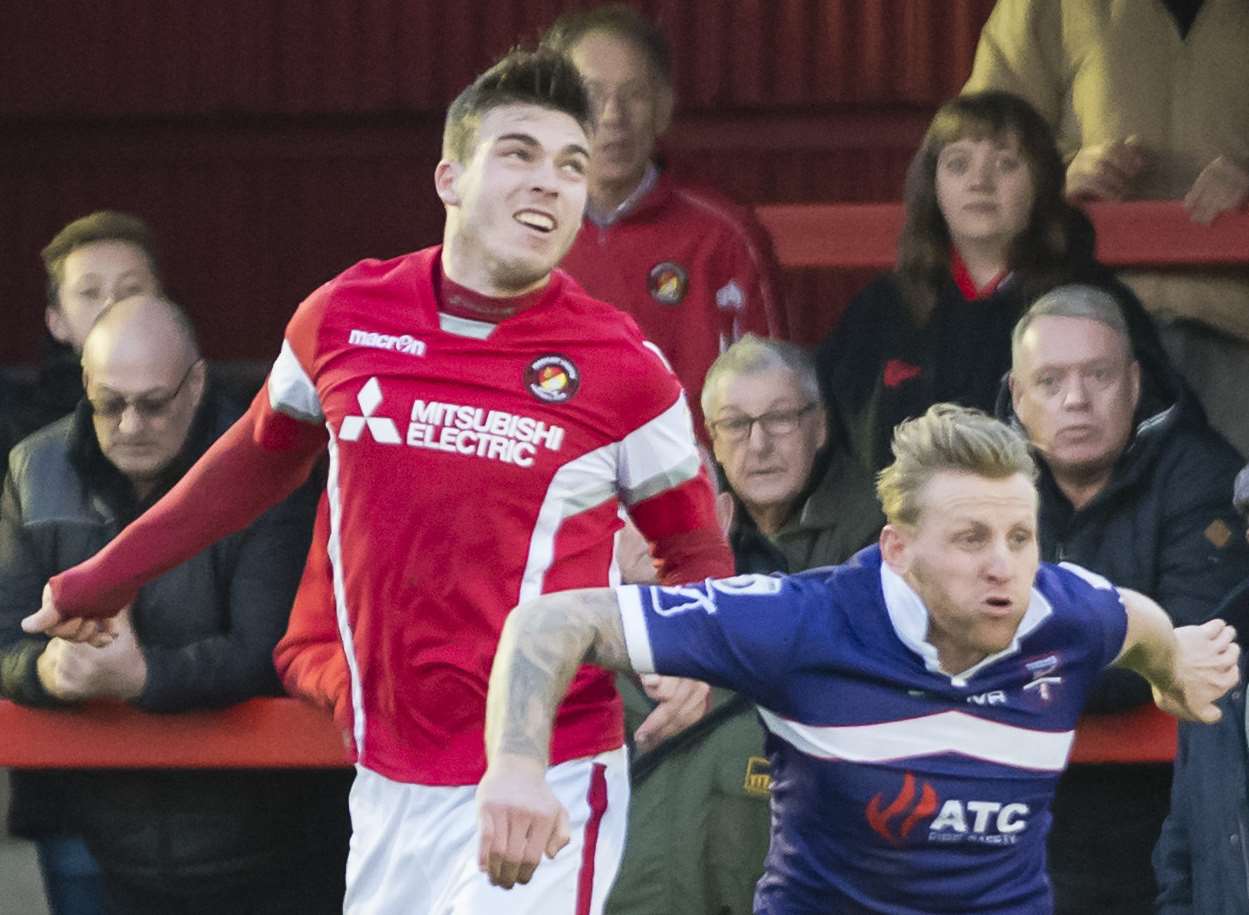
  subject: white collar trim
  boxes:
[879,561,1052,686]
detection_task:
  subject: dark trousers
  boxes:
[102,854,347,915]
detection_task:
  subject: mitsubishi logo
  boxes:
[339,377,401,444]
[866,772,939,846]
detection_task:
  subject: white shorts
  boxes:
[343,746,629,915]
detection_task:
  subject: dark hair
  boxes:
[41,210,162,309]
[442,47,592,163]
[896,91,1085,325]
[541,4,672,85]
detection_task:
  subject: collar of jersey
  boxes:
[879,562,1053,686]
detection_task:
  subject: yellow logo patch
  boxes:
[744,756,773,796]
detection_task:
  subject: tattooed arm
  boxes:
[477,587,632,889]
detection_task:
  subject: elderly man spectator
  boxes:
[543,5,786,435]
[605,339,883,914]
[0,296,347,915]
[703,335,882,574]
[1003,283,1249,914]
[1153,465,1249,914]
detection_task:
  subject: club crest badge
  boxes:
[524,354,580,403]
[648,261,688,305]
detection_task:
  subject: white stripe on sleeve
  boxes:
[617,586,656,674]
[268,339,324,422]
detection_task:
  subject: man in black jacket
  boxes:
[1003,283,1249,914]
[0,296,348,915]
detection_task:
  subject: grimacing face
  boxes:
[708,366,826,527]
[49,240,159,351]
[883,471,1040,673]
[1010,315,1140,486]
[437,103,590,295]
[568,29,672,202]
[935,132,1036,260]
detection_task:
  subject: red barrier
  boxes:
[755,201,1249,269]
[0,698,352,769]
[0,696,1172,768]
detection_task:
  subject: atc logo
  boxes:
[648,261,688,305]
[525,355,580,403]
[339,377,401,444]
[866,774,1032,847]
[866,772,939,846]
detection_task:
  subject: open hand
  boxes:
[634,674,710,752]
[1153,619,1239,723]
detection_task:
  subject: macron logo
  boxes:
[339,378,401,444]
[349,328,427,357]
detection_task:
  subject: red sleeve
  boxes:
[627,470,734,585]
[50,386,327,619]
[273,495,353,739]
[51,283,336,620]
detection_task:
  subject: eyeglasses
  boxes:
[87,359,202,420]
[708,403,817,443]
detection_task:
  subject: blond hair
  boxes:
[876,404,1036,525]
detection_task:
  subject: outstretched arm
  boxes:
[1113,588,1239,723]
[477,588,631,890]
[22,386,326,639]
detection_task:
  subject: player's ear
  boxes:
[879,524,910,574]
[435,160,463,207]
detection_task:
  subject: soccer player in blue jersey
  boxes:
[476,404,1240,914]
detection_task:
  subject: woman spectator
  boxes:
[816,91,1166,474]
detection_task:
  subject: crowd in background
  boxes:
[3,2,1249,914]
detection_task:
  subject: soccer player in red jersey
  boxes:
[24,48,732,914]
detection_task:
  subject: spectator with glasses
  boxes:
[0,295,348,915]
[703,335,882,575]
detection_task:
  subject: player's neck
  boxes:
[436,256,553,324]
[439,239,551,297]
[927,633,989,677]
[437,249,552,322]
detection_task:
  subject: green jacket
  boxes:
[606,677,772,915]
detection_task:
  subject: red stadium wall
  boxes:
[0,0,998,364]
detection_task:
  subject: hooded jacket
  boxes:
[996,322,1249,907]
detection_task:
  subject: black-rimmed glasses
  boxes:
[87,359,203,420]
[708,402,817,443]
